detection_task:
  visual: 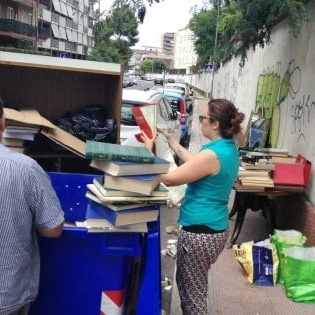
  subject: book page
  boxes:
[155,134,186,207]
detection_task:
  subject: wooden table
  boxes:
[228,183,305,246]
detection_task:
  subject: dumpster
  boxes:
[29,172,144,315]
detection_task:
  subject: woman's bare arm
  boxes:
[161,150,219,186]
[158,129,193,163]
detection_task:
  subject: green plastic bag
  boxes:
[282,246,315,303]
[270,229,307,283]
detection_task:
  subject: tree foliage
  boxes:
[140,59,167,74]
[140,60,153,74]
[112,0,163,23]
[88,4,139,66]
[153,59,167,73]
[190,0,309,68]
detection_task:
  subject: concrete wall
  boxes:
[187,1,315,205]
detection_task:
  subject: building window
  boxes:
[7,7,14,19]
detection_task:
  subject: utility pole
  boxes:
[210,2,220,99]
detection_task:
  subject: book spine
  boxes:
[86,151,154,163]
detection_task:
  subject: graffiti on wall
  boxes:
[290,94,315,144]
[215,71,238,104]
[255,60,307,147]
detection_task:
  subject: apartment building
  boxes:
[0,0,99,58]
[161,32,174,55]
[173,27,197,74]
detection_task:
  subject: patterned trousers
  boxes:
[176,229,229,315]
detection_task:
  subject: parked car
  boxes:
[164,82,194,113]
[154,77,164,85]
[129,75,138,85]
[120,89,181,146]
[161,90,190,146]
[123,76,133,88]
[165,78,175,83]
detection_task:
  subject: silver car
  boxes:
[120,89,181,146]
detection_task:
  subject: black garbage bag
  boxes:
[55,105,116,143]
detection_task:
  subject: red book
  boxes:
[131,105,157,141]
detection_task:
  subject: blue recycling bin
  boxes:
[137,221,162,315]
[29,172,161,315]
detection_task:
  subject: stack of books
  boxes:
[239,151,275,189]
[84,141,171,231]
[256,147,289,157]
[238,168,274,189]
[2,124,39,153]
[241,151,275,172]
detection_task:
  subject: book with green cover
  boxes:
[85,141,155,163]
[90,156,170,176]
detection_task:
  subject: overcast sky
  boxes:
[100,0,204,49]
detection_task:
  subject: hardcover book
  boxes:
[2,137,27,147]
[240,179,274,188]
[85,141,155,164]
[88,200,159,226]
[90,156,170,176]
[241,161,275,171]
[103,173,162,196]
[234,181,265,192]
[85,188,168,206]
[85,191,157,211]
[3,126,39,141]
[93,176,168,197]
[85,205,148,232]
[131,104,157,140]
[238,170,272,178]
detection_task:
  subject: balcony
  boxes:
[0,18,36,38]
[39,0,51,7]
[38,27,51,39]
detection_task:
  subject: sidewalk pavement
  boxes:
[169,96,315,315]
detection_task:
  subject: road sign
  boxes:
[205,63,213,72]
[60,53,68,58]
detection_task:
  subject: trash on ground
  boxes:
[165,225,179,235]
[161,239,177,259]
[161,276,173,291]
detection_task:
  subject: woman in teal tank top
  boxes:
[143,98,245,315]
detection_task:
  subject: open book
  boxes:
[131,104,157,141]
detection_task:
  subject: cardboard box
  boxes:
[4,107,55,129]
[4,107,85,157]
[273,154,312,186]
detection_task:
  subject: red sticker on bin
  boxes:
[100,290,125,315]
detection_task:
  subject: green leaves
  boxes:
[140,59,167,74]
[89,4,139,66]
[190,0,309,68]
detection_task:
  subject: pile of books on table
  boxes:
[237,169,274,190]
[82,141,171,232]
[238,151,276,190]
